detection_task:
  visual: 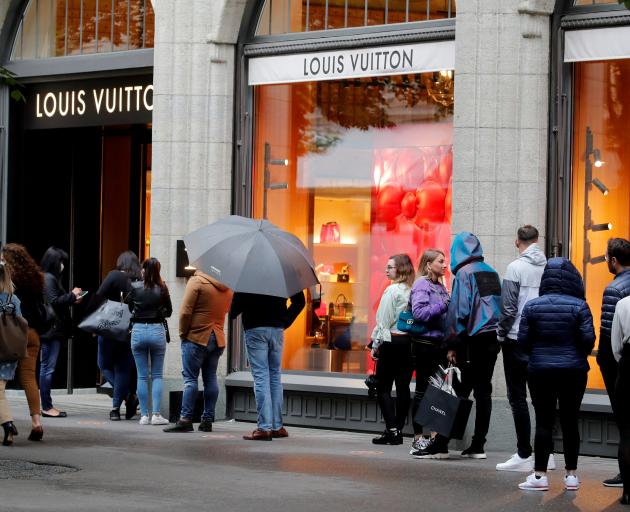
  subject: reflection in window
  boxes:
[253,73,454,373]
[256,0,456,36]
[571,59,630,390]
[10,0,154,60]
[573,0,620,5]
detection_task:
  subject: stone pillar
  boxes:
[452,0,554,449]
[150,0,246,418]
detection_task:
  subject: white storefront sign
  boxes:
[248,40,455,86]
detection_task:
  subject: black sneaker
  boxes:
[109,409,121,421]
[603,473,623,487]
[198,420,213,432]
[124,393,139,420]
[372,429,403,445]
[461,445,487,459]
[412,438,449,459]
[163,420,194,433]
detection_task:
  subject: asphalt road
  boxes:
[0,394,627,512]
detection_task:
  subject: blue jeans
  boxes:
[39,338,61,411]
[180,334,224,422]
[130,323,166,417]
[244,327,284,431]
[98,337,134,409]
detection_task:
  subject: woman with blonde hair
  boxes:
[0,262,23,445]
[370,253,416,445]
[408,248,451,459]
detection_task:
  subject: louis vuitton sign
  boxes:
[24,75,153,129]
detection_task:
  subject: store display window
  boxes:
[252,72,453,373]
[571,58,630,389]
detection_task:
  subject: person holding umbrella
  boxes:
[184,216,317,441]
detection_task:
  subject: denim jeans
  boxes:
[39,338,61,411]
[98,336,134,409]
[130,323,166,417]
[180,334,225,422]
[244,327,284,431]
[502,340,532,458]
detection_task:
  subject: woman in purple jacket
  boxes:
[408,249,450,458]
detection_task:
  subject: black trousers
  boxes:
[528,369,587,472]
[615,347,630,493]
[502,341,532,458]
[411,340,446,434]
[375,336,413,431]
[452,331,499,448]
[598,337,618,414]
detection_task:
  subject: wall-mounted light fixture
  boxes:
[591,223,613,232]
[176,240,196,278]
[593,149,605,168]
[590,255,607,265]
[592,178,609,196]
[263,142,289,219]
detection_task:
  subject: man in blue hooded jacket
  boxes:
[416,232,502,459]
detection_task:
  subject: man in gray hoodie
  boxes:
[496,225,548,472]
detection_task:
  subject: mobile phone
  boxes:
[78,290,89,298]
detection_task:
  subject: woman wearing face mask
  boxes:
[370,254,416,445]
[408,249,451,459]
[39,247,83,418]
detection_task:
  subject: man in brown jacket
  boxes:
[164,271,232,433]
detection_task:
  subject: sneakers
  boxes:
[372,429,403,445]
[603,473,624,487]
[496,453,533,472]
[461,445,487,459]
[139,415,150,425]
[564,474,580,491]
[151,413,169,426]
[412,437,449,459]
[163,420,194,433]
[519,473,549,491]
[109,408,121,421]
[409,435,431,455]
[198,420,213,433]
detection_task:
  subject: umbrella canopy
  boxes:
[184,215,319,298]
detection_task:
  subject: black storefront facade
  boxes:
[0,0,154,391]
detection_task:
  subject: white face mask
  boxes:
[60,263,65,273]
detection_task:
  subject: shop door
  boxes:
[7,125,151,390]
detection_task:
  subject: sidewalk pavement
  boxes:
[0,393,627,512]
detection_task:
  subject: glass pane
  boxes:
[253,73,454,373]
[113,0,129,50]
[97,0,113,52]
[429,0,454,19]
[367,0,385,26]
[55,0,66,56]
[128,0,143,49]
[346,0,367,28]
[37,0,57,58]
[144,0,154,47]
[82,0,97,54]
[388,0,409,24]
[66,0,82,55]
[327,0,348,30]
[11,22,23,59]
[307,0,326,31]
[571,59,630,390]
[409,0,429,22]
[20,1,38,59]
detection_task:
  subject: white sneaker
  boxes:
[496,453,533,472]
[409,436,431,455]
[151,413,169,426]
[518,473,549,491]
[564,474,580,491]
[548,454,556,470]
[139,415,150,425]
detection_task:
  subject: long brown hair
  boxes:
[390,254,415,288]
[417,248,446,282]
[0,262,14,295]
[1,243,44,296]
[142,257,165,289]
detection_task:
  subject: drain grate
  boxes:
[0,459,79,479]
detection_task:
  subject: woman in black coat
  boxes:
[39,247,84,418]
[517,257,595,492]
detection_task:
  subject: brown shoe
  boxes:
[243,428,272,441]
[272,427,289,438]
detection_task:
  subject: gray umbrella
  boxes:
[183,215,319,298]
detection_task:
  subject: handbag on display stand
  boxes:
[320,222,341,243]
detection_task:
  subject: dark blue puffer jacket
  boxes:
[517,257,595,372]
[598,269,630,362]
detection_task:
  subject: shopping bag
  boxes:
[414,376,472,439]
[0,298,28,362]
[78,296,131,342]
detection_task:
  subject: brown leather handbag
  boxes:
[0,296,28,362]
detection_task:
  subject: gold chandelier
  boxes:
[424,70,454,108]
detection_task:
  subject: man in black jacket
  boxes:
[599,238,630,487]
[230,291,305,441]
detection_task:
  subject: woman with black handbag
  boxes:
[1,244,49,441]
[85,251,142,422]
[0,262,24,446]
[39,247,84,418]
[128,258,172,426]
[408,249,451,459]
[370,254,415,445]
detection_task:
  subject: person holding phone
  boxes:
[39,247,84,418]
